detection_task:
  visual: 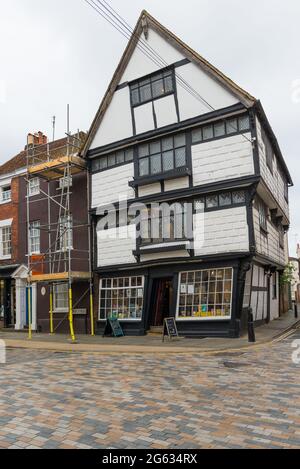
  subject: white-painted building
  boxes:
[83,11,292,337]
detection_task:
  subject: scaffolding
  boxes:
[26,131,94,342]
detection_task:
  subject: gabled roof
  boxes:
[81,10,257,156]
[0,132,86,177]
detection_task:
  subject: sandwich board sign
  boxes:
[103,318,124,338]
[162,317,179,342]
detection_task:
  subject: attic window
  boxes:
[130,69,175,107]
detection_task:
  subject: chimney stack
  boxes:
[26,132,48,149]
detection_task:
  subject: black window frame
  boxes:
[195,190,246,212]
[258,198,268,234]
[261,128,274,174]
[137,133,188,179]
[91,148,134,174]
[191,114,251,145]
[140,202,191,246]
[130,68,175,108]
[279,225,285,249]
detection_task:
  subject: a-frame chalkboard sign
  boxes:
[103,318,124,338]
[162,317,179,342]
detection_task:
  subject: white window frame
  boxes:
[59,215,73,252]
[28,178,40,197]
[176,268,234,321]
[1,185,12,203]
[0,220,12,259]
[53,283,69,312]
[59,175,73,190]
[99,276,144,321]
[29,220,40,255]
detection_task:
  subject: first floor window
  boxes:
[177,268,233,320]
[99,276,144,320]
[140,202,192,244]
[138,133,186,177]
[0,226,12,257]
[29,221,40,254]
[54,284,69,311]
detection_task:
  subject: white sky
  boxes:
[0,0,299,254]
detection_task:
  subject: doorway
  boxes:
[149,278,173,328]
[0,279,15,328]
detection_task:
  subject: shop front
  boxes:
[96,259,242,338]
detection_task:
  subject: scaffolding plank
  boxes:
[28,155,86,178]
[29,271,91,282]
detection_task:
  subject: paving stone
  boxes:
[0,331,300,449]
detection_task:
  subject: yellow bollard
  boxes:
[90,292,95,337]
[68,287,76,342]
[49,288,54,335]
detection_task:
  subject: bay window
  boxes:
[140,202,192,244]
[138,133,187,178]
[177,268,233,320]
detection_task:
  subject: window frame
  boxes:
[191,114,251,145]
[137,133,187,179]
[140,202,191,246]
[0,225,12,259]
[261,128,274,174]
[59,215,73,252]
[258,199,268,234]
[130,69,175,108]
[99,276,145,322]
[1,185,12,203]
[91,148,134,174]
[53,283,69,312]
[28,178,40,197]
[176,268,234,321]
[29,220,40,255]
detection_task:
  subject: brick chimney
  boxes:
[26,132,48,149]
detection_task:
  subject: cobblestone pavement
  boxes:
[0,330,299,449]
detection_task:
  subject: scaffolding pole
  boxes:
[25,127,92,343]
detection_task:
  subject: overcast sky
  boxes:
[0,0,299,254]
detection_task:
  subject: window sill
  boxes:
[129,167,191,188]
[0,255,12,261]
[134,240,192,256]
[176,316,231,321]
[0,200,12,205]
[98,318,142,322]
